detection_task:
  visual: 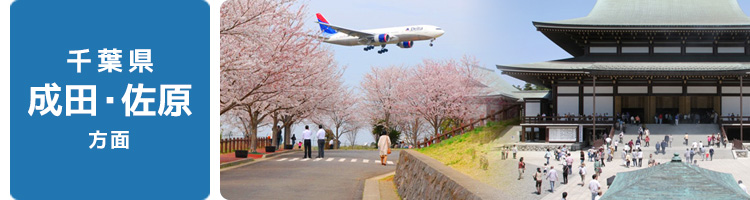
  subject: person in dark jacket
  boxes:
[291,134,297,147]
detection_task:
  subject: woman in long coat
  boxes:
[378,131,391,166]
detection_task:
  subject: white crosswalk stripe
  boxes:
[277,158,288,161]
[301,158,309,161]
[313,158,322,162]
[351,159,357,162]
[387,161,394,165]
[363,159,369,163]
[326,158,334,162]
[339,158,346,162]
[289,158,299,161]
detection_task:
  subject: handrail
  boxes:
[523,116,616,124]
[417,103,521,148]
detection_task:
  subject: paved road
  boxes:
[221,150,400,200]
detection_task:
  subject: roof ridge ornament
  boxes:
[671,153,682,162]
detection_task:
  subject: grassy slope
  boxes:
[417,119,520,183]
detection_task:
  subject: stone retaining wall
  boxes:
[394,150,505,200]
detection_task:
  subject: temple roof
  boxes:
[498,61,750,74]
[535,0,750,28]
[601,154,750,200]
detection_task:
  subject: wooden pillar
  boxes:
[646,96,656,123]
[614,96,622,116]
[679,96,690,115]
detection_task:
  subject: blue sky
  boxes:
[306,0,750,88]
[242,0,750,145]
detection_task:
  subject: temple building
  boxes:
[497,0,750,145]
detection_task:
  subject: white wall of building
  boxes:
[652,86,682,94]
[557,96,579,115]
[525,102,541,116]
[583,96,613,115]
[721,97,750,116]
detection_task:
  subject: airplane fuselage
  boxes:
[323,25,444,46]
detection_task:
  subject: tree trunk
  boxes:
[249,124,258,152]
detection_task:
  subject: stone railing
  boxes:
[497,143,582,152]
[394,150,505,200]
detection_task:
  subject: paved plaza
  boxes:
[489,123,749,200]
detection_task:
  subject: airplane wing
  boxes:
[315,22,372,38]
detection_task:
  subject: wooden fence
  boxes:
[220,137,273,153]
[417,103,521,148]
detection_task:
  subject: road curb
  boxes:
[220,150,298,171]
[362,171,396,200]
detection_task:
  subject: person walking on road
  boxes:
[291,134,297,147]
[316,125,326,158]
[378,130,391,166]
[546,166,558,193]
[302,126,312,159]
[518,157,526,180]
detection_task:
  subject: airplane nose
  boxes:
[437,30,445,37]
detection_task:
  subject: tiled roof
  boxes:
[536,0,750,27]
[602,155,750,200]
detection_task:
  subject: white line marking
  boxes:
[277,158,288,161]
[387,161,394,165]
[313,158,322,162]
[363,159,369,163]
[326,158,334,162]
[339,158,346,162]
[289,158,299,161]
[301,158,309,161]
[351,159,357,162]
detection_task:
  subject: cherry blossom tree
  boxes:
[360,65,408,131]
[220,0,340,151]
[312,85,361,149]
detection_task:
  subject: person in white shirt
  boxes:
[546,166,558,193]
[740,180,749,194]
[589,174,601,200]
[302,125,312,158]
[316,125,326,158]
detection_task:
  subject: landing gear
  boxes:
[376,44,388,54]
[430,38,435,47]
[363,45,375,51]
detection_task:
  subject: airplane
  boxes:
[315,13,445,54]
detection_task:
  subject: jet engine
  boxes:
[397,41,414,48]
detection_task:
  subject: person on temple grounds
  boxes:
[302,125,312,159]
[661,140,667,154]
[684,133,689,146]
[566,153,574,175]
[534,167,543,195]
[546,165,558,193]
[316,125,326,158]
[580,150,586,165]
[377,130,391,166]
[512,145,518,159]
[710,146,715,161]
[545,149,551,165]
[740,180,749,194]
[562,162,569,184]
[655,141,661,155]
[637,148,644,167]
[518,157,526,180]
[579,163,587,187]
[589,174,601,200]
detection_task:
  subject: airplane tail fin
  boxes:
[316,13,337,34]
